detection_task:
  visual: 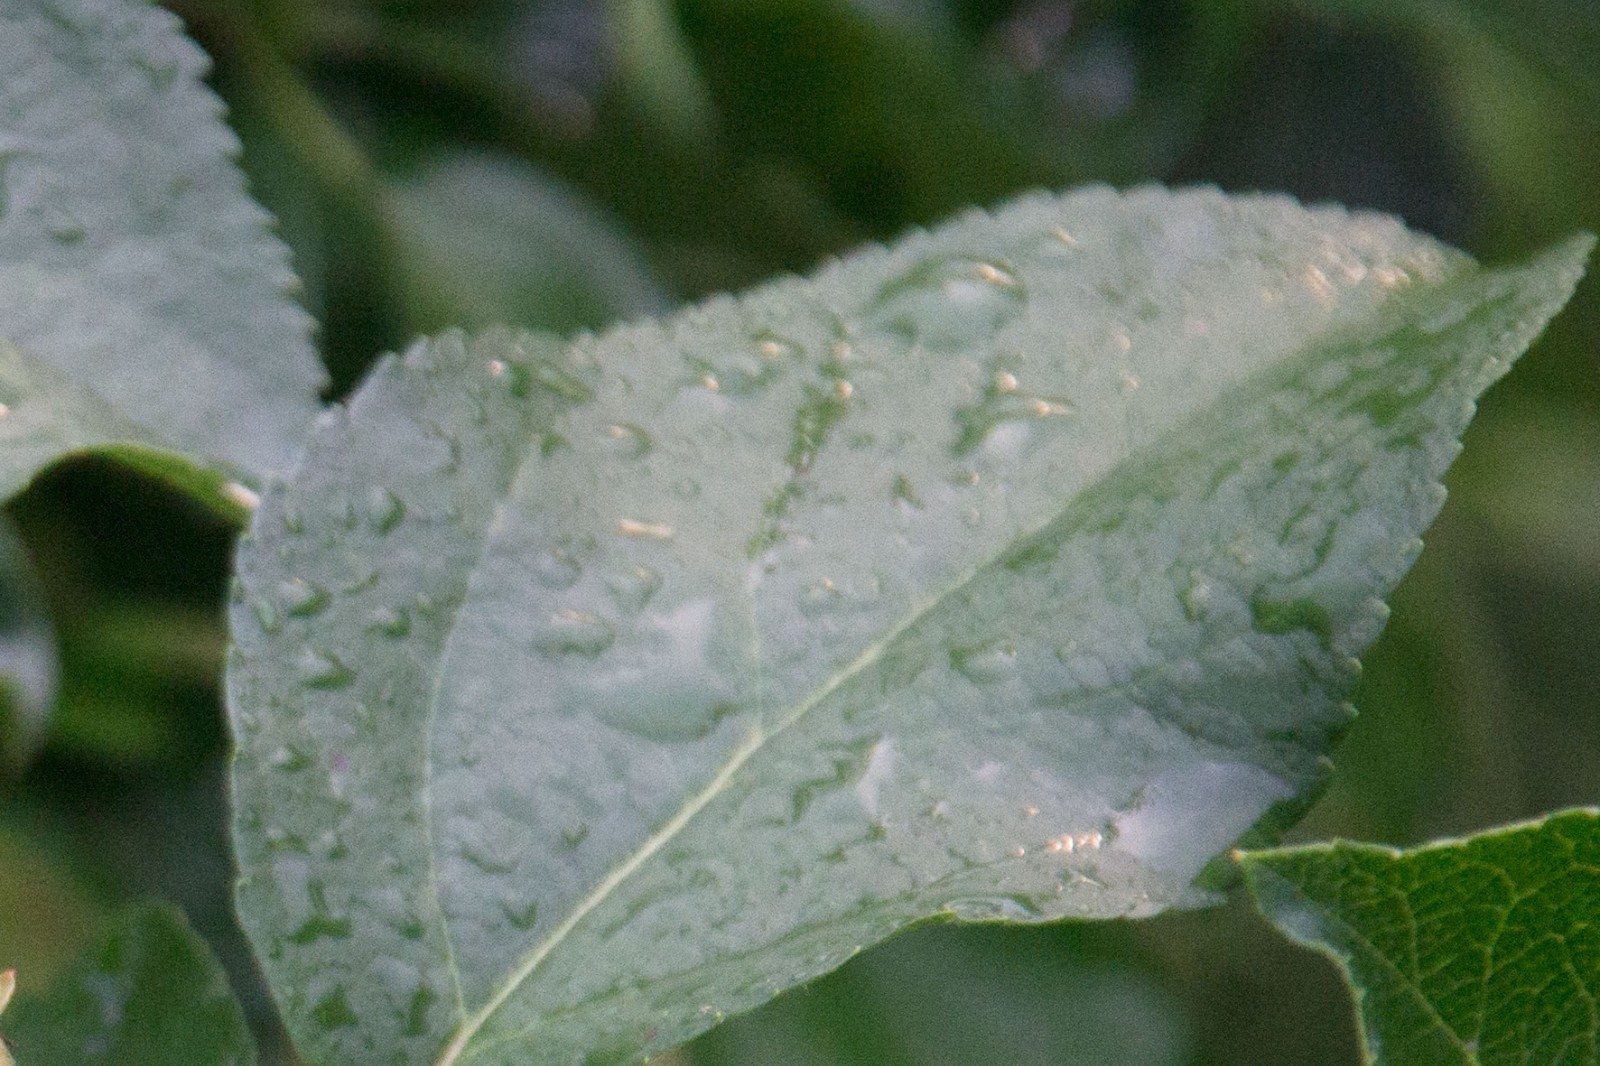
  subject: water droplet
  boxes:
[950,640,1018,684]
[617,518,674,541]
[366,605,411,638]
[943,895,1040,921]
[952,356,1074,455]
[314,831,348,860]
[688,349,775,395]
[460,841,517,875]
[264,827,308,853]
[312,988,359,1030]
[500,896,539,931]
[753,331,802,361]
[279,579,330,618]
[533,547,584,590]
[870,255,1028,348]
[270,746,312,771]
[43,206,85,244]
[602,423,653,459]
[366,487,404,534]
[532,611,615,658]
[251,597,283,635]
[298,647,356,689]
[799,578,842,616]
[1180,572,1214,623]
[406,983,437,1038]
[288,911,353,945]
[340,569,380,595]
[606,565,662,612]
[892,474,922,510]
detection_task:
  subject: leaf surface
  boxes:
[0,0,325,505]
[0,514,55,769]
[226,186,1591,1064]
[1240,808,1600,1065]
[1,902,255,1065]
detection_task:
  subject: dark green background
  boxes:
[2,1,1595,1063]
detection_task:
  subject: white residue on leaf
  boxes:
[1113,761,1294,873]
[855,736,896,816]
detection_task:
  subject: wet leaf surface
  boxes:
[227,185,1590,1064]
[0,0,325,505]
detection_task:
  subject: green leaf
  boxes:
[1239,808,1600,1065]
[1,902,255,1065]
[226,185,1590,1065]
[1282,0,1600,112]
[389,152,670,338]
[0,0,326,506]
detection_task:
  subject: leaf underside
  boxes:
[227,185,1591,1065]
[1241,808,1600,1066]
[0,0,325,505]
[2,902,256,1066]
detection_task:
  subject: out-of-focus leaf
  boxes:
[390,151,670,337]
[0,516,55,770]
[1,901,255,1065]
[1240,808,1600,1065]
[1286,0,1600,111]
[0,0,326,508]
[227,186,1587,1064]
[0,822,102,987]
[693,926,1190,1066]
[675,0,1250,225]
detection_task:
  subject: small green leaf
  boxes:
[1,902,255,1065]
[1240,808,1600,1065]
[228,186,1589,1064]
[0,0,326,506]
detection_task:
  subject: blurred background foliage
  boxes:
[0,1,1596,1063]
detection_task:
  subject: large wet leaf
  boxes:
[1,902,255,1065]
[1240,808,1600,1065]
[227,186,1590,1064]
[0,0,326,506]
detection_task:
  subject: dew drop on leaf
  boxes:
[532,611,615,658]
[943,896,1041,921]
[950,640,1020,685]
[297,647,356,689]
[601,423,653,459]
[871,255,1028,348]
[606,565,662,613]
[365,487,405,534]
[279,579,330,618]
[365,605,412,638]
